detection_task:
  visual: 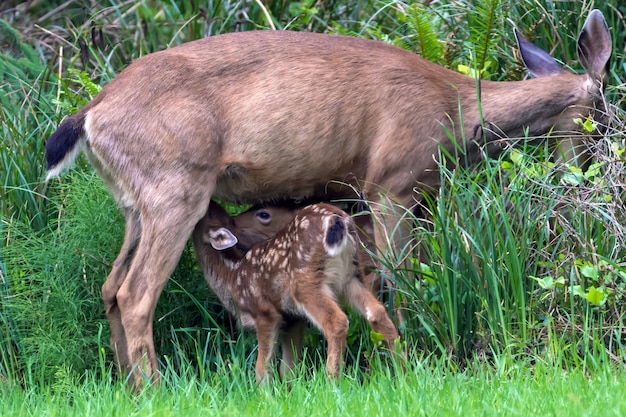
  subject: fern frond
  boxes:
[467,0,505,79]
[399,4,444,64]
[68,69,102,99]
[0,18,21,50]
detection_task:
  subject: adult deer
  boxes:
[45,10,611,385]
[193,202,399,382]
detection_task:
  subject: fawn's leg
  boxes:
[294,288,349,378]
[254,309,282,384]
[344,279,400,350]
[279,319,307,380]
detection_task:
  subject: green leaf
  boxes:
[418,261,433,275]
[531,275,552,289]
[500,160,513,170]
[579,264,599,281]
[572,285,586,298]
[531,275,564,290]
[509,149,523,165]
[584,162,603,180]
[568,165,583,175]
[370,330,384,345]
[612,142,625,158]
[561,172,584,186]
[584,119,596,132]
[573,115,598,133]
[586,286,606,306]
[457,64,478,78]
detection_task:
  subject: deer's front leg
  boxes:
[344,279,401,353]
[253,310,282,384]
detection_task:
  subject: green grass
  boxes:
[2,359,626,416]
[1,0,626,412]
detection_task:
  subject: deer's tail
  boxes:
[45,111,87,180]
[324,215,350,257]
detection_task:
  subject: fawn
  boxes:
[192,202,400,382]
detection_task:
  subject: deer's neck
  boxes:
[203,248,243,316]
[461,73,587,159]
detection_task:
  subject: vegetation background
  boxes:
[1,0,625,414]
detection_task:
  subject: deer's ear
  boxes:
[515,28,564,78]
[209,227,238,250]
[577,9,612,83]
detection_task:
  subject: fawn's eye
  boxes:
[256,210,272,225]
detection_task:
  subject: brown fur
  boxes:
[193,202,399,382]
[231,203,386,294]
[44,11,612,385]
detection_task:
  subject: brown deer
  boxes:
[192,202,400,382]
[230,202,397,295]
[232,201,417,325]
[44,10,612,385]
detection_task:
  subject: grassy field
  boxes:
[1,0,626,414]
[3,360,626,416]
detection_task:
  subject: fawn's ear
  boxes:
[208,227,239,250]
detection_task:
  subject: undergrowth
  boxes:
[1,0,625,389]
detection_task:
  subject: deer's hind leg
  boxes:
[293,279,349,378]
[112,177,213,387]
[101,206,140,374]
[362,180,418,327]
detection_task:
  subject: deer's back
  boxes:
[82,31,470,204]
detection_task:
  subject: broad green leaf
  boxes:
[531,275,553,289]
[579,264,599,281]
[568,165,583,175]
[573,115,598,133]
[509,149,523,165]
[561,172,584,186]
[531,276,564,290]
[458,64,479,78]
[500,160,513,170]
[584,162,603,180]
[370,330,384,345]
[572,285,586,298]
[586,286,606,306]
